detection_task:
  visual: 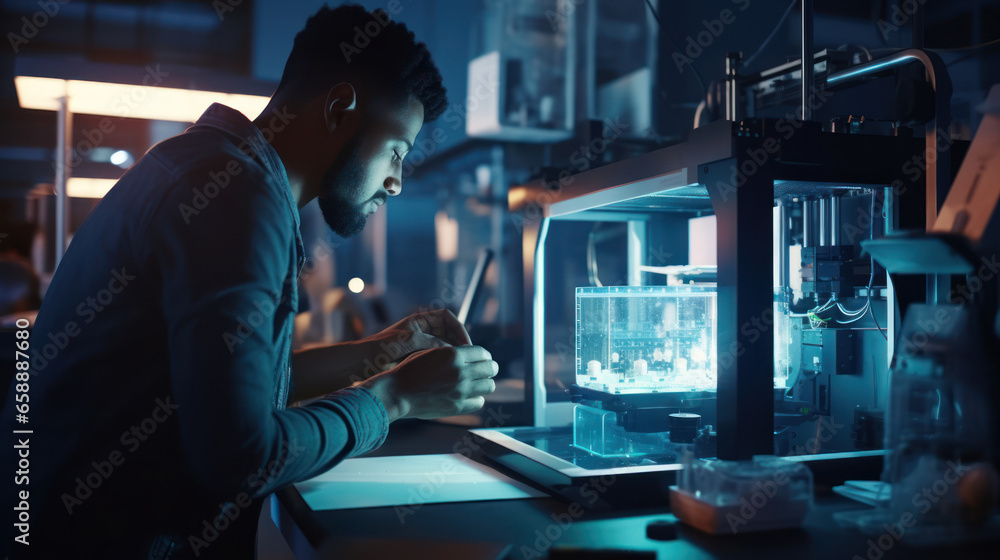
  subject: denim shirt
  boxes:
[187,102,304,410]
[5,103,389,557]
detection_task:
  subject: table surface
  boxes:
[274,419,999,560]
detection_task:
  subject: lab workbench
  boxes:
[272,419,998,559]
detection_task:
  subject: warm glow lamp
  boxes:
[14,56,274,265]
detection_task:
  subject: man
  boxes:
[1,4,495,558]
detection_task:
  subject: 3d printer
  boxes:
[471,43,976,507]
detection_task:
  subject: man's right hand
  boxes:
[359,345,498,422]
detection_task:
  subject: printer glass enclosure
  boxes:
[573,285,717,458]
[575,286,717,395]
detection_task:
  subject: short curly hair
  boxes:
[276,3,448,122]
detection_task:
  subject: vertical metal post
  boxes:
[627,220,646,286]
[800,0,814,121]
[705,153,774,460]
[490,146,508,325]
[54,95,72,269]
[563,0,577,134]
[818,197,828,246]
[646,0,659,119]
[830,195,840,246]
[533,217,550,427]
[726,52,741,122]
[803,199,817,248]
[883,186,896,362]
[777,202,789,289]
[584,0,597,118]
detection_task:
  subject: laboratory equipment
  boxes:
[466,0,574,142]
[834,90,1000,543]
[470,39,972,507]
[575,286,717,395]
[571,285,716,460]
[472,116,944,506]
[670,453,814,534]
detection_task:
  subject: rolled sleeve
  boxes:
[321,386,390,458]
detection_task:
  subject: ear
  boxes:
[323,82,358,133]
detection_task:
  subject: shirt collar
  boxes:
[191,103,304,272]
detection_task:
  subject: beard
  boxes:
[317,136,370,238]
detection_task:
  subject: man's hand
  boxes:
[290,310,474,403]
[360,345,497,422]
[363,309,472,372]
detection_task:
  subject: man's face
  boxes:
[317,94,424,238]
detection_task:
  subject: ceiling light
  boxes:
[109,150,130,166]
[15,76,269,122]
[348,277,365,294]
